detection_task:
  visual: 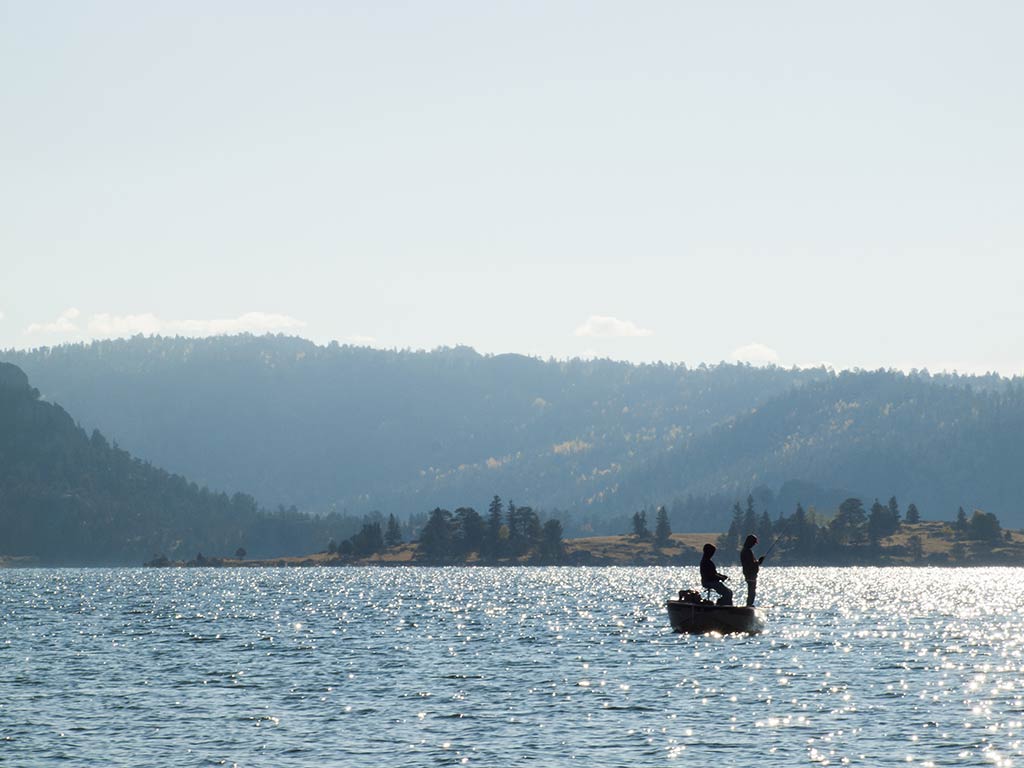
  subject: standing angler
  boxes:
[740,534,765,607]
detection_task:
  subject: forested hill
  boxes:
[0,362,359,564]
[4,335,1023,529]
[4,336,826,519]
[611,371,1024,526]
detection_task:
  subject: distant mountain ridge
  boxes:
[4,335,1022,528]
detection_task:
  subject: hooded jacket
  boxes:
[700,545,725,586]
[740,535,760,580]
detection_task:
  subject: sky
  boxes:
[2,1,1023,374]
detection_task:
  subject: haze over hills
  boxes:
[617,371,1024,525]
[0,361,357,563]
[5,334,1023,529]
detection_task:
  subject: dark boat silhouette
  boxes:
[666,590,763,634]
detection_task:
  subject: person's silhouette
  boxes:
[700,543,732,605]
[740,534,765,606]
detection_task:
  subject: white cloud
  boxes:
[91,311,306,337]
[0,310,5,321]
[573,315,653,338]
[88,313,163,336]
[26,307,81,335]
[173,311,306,335]
[730,342,780,365]
[27,309,305,339]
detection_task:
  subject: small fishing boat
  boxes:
[666,591,763,634]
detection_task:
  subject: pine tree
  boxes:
[868,498,891,545]
[506,503,540,556]
[887,496,901,527]
[831,498,867,544]
[454,507,485,554]
[718,502,744,550]
[349,521,383,556]
[968,510,1001,541]
[419,508,454,561]
[521,507,541,549]
[385,514,402,547]
[654,506,672,546]
[538,519,564,563]
[485,495,504,559]
[506,500,517,543]
[742,494,757,538]
[905,503,921,524]
[791,503,809,555]
[632,509,650,539]
[955,506,968,536]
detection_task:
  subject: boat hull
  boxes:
[665,600,763,634]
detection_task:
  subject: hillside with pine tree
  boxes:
[4,335,1023,531]
[0,362,368,563]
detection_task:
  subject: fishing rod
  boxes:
[761,513,798,559]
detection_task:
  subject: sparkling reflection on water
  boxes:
[1,567,1023,766]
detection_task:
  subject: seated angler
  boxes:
[700,543,733,605]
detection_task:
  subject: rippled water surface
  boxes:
[2,567,1023,766]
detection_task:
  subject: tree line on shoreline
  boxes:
[234,493,1016,567]
[714,494,1011,565]
[324,496,567,564]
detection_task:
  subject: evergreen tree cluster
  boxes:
[715,491,1008,564]
[328,513,405,558]
[629,506,673,546]
[417,496,564,563]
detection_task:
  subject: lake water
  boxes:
[2,567,1022,766]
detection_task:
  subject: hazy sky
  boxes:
[3,1,1023,373]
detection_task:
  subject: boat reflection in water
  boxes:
[666,590,764,634]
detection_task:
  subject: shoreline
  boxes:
[4,561,1024,570]
[5,523,1022,568]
